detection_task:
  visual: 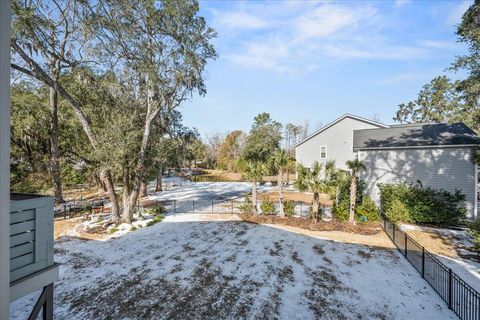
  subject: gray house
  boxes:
[295,114,388,170]
[295,114,480,219]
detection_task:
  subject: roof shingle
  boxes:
[353,122,480,150]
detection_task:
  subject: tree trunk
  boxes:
[313,192,320,221]
[100,170,120,223]
[349,175,356,224]
[49,85,64,203]
[140,180,148,198]
[123,108,160,223]
[252,181,258,214]
[278,169,285,217]
[155,164,163,192]
[122,163,130,217]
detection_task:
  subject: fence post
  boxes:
[192,200,195,213]
[211,200,214,214]
[404,233,408,257]
[173,200,176,214]
[231,201,233,214]
[393,224,396,243]
[421,247,425,278]
[448,268,452,310]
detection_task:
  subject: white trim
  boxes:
[320,146,327,159]
[294,113,388,148]
[355,144,479,151]
[0,2,10,318]
[10,265,59,302]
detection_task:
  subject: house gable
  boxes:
[295,114,387,170]
[294,114,388,149]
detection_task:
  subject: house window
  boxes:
[320,146,327,159]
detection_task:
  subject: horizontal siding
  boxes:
[10,231,34,248]
[296,117,383,170]
[359,147,476,219]
[10,220,35,236]
[10,209,34,224]
[10,253,34,271]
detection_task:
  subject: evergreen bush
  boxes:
[260,199,275,215]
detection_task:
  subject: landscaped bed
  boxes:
[11,213,455,319]
[239,214,381,235]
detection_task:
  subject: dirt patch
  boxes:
[357,249,373,260]
[407,229,458,258]
[54,217,109,241]
[240,214,381,235]
[312,244,326,255]
[304,266,358,319]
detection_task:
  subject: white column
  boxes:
[0,1,11,319]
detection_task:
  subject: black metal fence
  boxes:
[382,216,480,320]
[154,199,325,218]
[54,197,109,219]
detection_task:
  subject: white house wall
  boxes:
[295,117,383,170]
[359,147,477,219]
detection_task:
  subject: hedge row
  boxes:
[378,183,466,226]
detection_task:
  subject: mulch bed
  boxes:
[239,214,382,235]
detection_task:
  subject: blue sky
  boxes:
[180,0,472,136]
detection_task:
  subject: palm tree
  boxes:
[346,158,366,224]
[270,149,295,217]
[294,161,336,221]
[242,161,266,214]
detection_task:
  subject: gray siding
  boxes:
[295,117,383,170]
[359,147,477,219]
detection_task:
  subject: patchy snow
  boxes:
[400,224,480,292]
[11,214,455,319]
[147,180,273,202]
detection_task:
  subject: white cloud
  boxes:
[446,1,471,26]
[394,0,411,8]
[213,11,269,30]
[229,37,292,72]
[294,5,377,40]
[323,43,429,60]
[215,1,456,74]
[418,40,456,50]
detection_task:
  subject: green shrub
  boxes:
[467,219,480,252]
[284,200,295,217]
[153,214,165,223]
[146,220,155,227]
[129,225,137,232]
[152,206,165,215]
[336,178,365,208]
[332,198,349,222]
[270,180,278,186]
[239,196,253,213]
[385,199,411,223]
[356,196,379,223]
[108,226,119,234]
[379,183,466,226]
[260,199,275,215]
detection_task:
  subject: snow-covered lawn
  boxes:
[11,214,455,319]
[147,178,274,202]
